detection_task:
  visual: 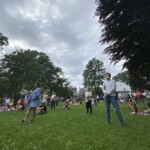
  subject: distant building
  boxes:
[116,81,131,97]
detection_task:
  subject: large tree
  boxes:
[83,58,105,95]
[0,49,73,96]
[95,0,150,89]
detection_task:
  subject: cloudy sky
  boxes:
[0,0,125,88]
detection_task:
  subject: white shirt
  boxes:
[85,91,92,102]
[51,94,56,101]
[102,80,116,96]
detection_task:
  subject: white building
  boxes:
[116,81,131,97]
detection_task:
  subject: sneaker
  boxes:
[120,123,123,126]
[106,121,111,125]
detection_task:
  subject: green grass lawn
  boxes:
[0,101,150,150]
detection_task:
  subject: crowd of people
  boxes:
[0,97,25,112]
[0,73,150,125]
[0,83,83,121]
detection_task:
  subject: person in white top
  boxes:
[102,73,123,126]
[42,92,48,106]
[85,87,92,114]
[51,92,56,110]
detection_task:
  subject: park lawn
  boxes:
[0,101,150,150]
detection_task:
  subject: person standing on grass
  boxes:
[102,73,123,126]
[13,95,19,110]
[85,87,92,114]
[96,95,100,103]
[21,82,41,123]
[24,92,31,109]
[51,92,56,110]
[42,92,48,106]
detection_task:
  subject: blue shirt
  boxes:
[30,88,41,107]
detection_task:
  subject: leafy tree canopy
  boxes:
[0,33,9,55]
[0,49,75,97]
[112,71,129,84]
[0,33,8,47]
[83,58,105,95]
[95,0,150,89]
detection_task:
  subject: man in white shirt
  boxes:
[85,87,92,114]
[102,73,123,126]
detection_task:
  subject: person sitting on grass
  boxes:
[8,100,14,110]
[128,98,143,115]
[128,98,138,114]
[36,102,47,114]
[143,102,150,115]
[16,100,24,110]
[0,106,8,112]
[63,101,70,110]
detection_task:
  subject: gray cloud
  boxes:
[0,0,124,88]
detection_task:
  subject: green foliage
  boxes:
[0,102,150,150]
[83,58,105,95]
[95,0,150,89]
[0,33,8,47]
[0,33,8,56]
[113,71,129,84]
[0,49,74,97]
